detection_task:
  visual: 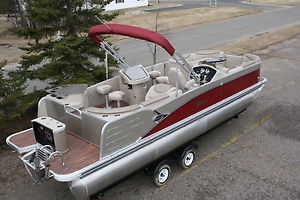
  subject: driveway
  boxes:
[116,5,300,66]
[147,0,282,13]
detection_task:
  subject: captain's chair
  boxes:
[167,68,189,91]
[109,91,125,108]
[96,85,112,108]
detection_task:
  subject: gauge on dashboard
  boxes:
[192,65,217,84]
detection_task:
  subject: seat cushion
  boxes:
[154,84,173,93]
[149,71,161,79]
[184,79,197,90]
[141,93,169,107]
[109,91,125,101]
[167,68,188,91]
[145,84,177,100]
[156,76,169,84]
[96,85,112,95]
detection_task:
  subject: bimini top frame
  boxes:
[88,24,200,84]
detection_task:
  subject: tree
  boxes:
[0,0,28,27]
[0,60,41,126]
[0,0,118,130]
[12,0,117,86]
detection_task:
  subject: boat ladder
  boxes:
[20,145,65,183]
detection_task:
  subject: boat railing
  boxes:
[65,105,82,119]
[44,151,65,178]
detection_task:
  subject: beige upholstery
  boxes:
[185,50,224,62]
[156,76,169,84]
[96,85,112,108]
[167,68,188,91]
[109,91,125,107]
[145,84,177,100]
[109,91,125,101]
[141,93,169,107]
[96,85,112,95]
[216,65,229,73]
[149,71,161,79]
[184,79,197,90]
[225,55,243,69]
[164,60,178,74]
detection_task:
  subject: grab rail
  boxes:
[40,145,54,153]
[65,105,82,119]
[44,151,65,179]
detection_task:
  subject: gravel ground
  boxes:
[1,36,300,200]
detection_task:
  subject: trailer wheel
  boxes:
[179,147,196,169]
[153,161,171,187]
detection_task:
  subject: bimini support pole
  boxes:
[173,52,201,85]
[93,18,128,70]
[100,41,130,69]
[104,51,109,79]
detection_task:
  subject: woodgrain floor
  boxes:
[8,129,99,175]
[49,134,99,175]
[9,129,36,148]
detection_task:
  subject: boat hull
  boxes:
[69,79,266,200]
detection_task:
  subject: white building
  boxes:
[105,0,149,11]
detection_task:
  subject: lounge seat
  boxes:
[145,83,183,101]
[141,93,169,107]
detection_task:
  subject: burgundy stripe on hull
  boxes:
[143,70,260,138]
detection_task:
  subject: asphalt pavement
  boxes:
[0,32,300,200]
[100,36,300,200]
[117,5,300,66]
[147,0,280,13]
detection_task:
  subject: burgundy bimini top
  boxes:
[88,24,176,56]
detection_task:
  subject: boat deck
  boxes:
[49,134,99,175]
[9,129,36,148]
[8,129,99,175]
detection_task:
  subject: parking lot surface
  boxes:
[1,36,300,200]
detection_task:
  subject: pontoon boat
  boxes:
[6,24,267,200]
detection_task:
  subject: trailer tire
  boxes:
[179,147,196,169]
[153,161,171,187]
